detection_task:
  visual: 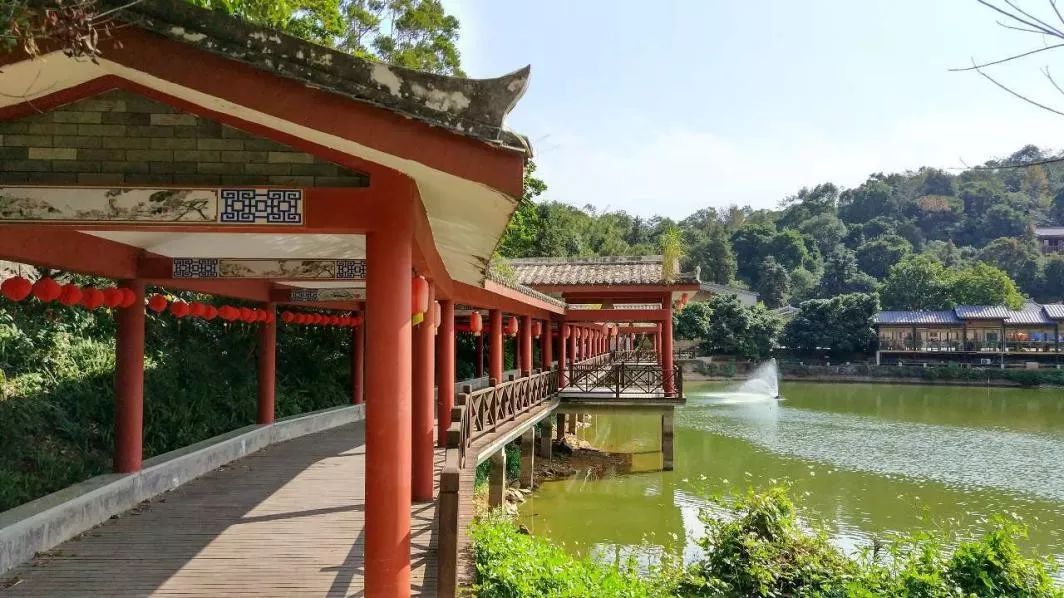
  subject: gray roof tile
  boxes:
[510,256,697,286]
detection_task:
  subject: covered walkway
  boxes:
[3,423,441,597]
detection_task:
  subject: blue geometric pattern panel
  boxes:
[336,259,367,280]
[173,258,220,278]
[218,189,303,225]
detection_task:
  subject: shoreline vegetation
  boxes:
[683,361,1064,389]
[472,485,1064,597]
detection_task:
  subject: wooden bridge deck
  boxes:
[2,423,440,597]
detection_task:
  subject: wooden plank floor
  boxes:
[2,423,441,597]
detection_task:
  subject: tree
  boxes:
[497,161,548,258]
[977,237,1041,292]
[2,1,112,61]
[787,268,819,304]
[731,223,775,283]
[839,178,898,224]
[340,0,463,75]
[1041,254,1064,302]
[855,234,912,280]
[753,256,789,308]
[768,229,811,271]
[880,255,952,310]
[673,301,712,341]
[688,226,737,284]
[699,295,781,359]
[190,0,344,45]
[782,293,879,356]
[949,263,1025,309]
[798,214,847,256]
[817,248,877,297]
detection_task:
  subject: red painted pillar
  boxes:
[114,279,145,473]
[584,329,591,358]
[540,320,552,372]
[257,302,276,425]
[520,315,533,375]
[663,306,675,395]
[352,321,365,405]
[412,282,435,502]
[436,299,455,447]
[489,309,503,383]
[572,328,580,362]
[558,324,568,386]
[475,332,484,378]
[365,224,412,596]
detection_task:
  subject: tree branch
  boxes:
[949,42,1064,71]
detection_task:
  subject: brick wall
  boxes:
[0,90,369,187]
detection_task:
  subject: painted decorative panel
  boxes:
[290,288,366,302]
[171,258,367,280]
[0,187,303,225]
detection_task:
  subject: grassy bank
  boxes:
[471,486,1062,597]
[0,285,351,512]
[687,361,1064,388]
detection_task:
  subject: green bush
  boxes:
[471,487,1063,598]
[471,512,669,597]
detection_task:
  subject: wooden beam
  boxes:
[564,308,671,323]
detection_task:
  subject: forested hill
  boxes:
[499,145,1064,308]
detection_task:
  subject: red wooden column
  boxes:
[520,315,533,375]
[475,332,484,378]
[365,224,413,596]
[540,320,552,372]
[352,322,365,405]
[412,282,435,502]
[257,302,277,425]
[584,328,591,358]
[558,325,568,386]
[663,301,675,395]
[114,279,145,473]
[489,309,503,383]
[437,299,455,446]
[654,325,661,364]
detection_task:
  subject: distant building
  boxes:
[874,303,1063,366]
[692,282,760,306]
[1035,227,1064,254]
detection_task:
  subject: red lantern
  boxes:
[282,311,295,324]
[313,313,325,325]
[257,310,268,323]
[532,321,542,339]
[219,306,238,322]
[291,313,304,325]
[119,288,137,308]
[563,325,570,339]
[610,325,618,337]
[189,302,207,318]
[411,275,429,316]
[1,276,33,302]
[470,311,483,335]
[147,294,168,313]
[102,288,123,309]
[81,288,105,310]
[31,277,62,303]
[506,316,519,336]
[575,327,582,339]
[169,300,190,318]
[58,283,83,307]
[237,307,251,323]
[203,305,218,321]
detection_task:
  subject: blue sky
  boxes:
[442,0,1064,217]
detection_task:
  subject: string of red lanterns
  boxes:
[280,310,361,328]
[2,276,139,311]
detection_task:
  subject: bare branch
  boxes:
[973,61,1064,117]
[1053,0,1064,26]
[949,42,1064,71]
[976,0,1061,38]
[1042,66,1064,97]
[1003,0,1064,37]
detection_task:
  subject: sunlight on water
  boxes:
[520,381,1064,577]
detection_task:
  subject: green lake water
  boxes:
[518,381,1064,571]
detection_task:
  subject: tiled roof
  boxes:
[877,304,1063,326]
[954,305,1016,320]
[484,271,567,309]
[876,311,962,325]
[510,256,698,286]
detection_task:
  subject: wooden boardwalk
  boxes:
[2,423,440,597]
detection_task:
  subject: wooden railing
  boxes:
[566,362,683,398]
[437,369,559,597]
[566,353,614,388]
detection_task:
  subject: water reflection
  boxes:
[520,381,1064,573]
